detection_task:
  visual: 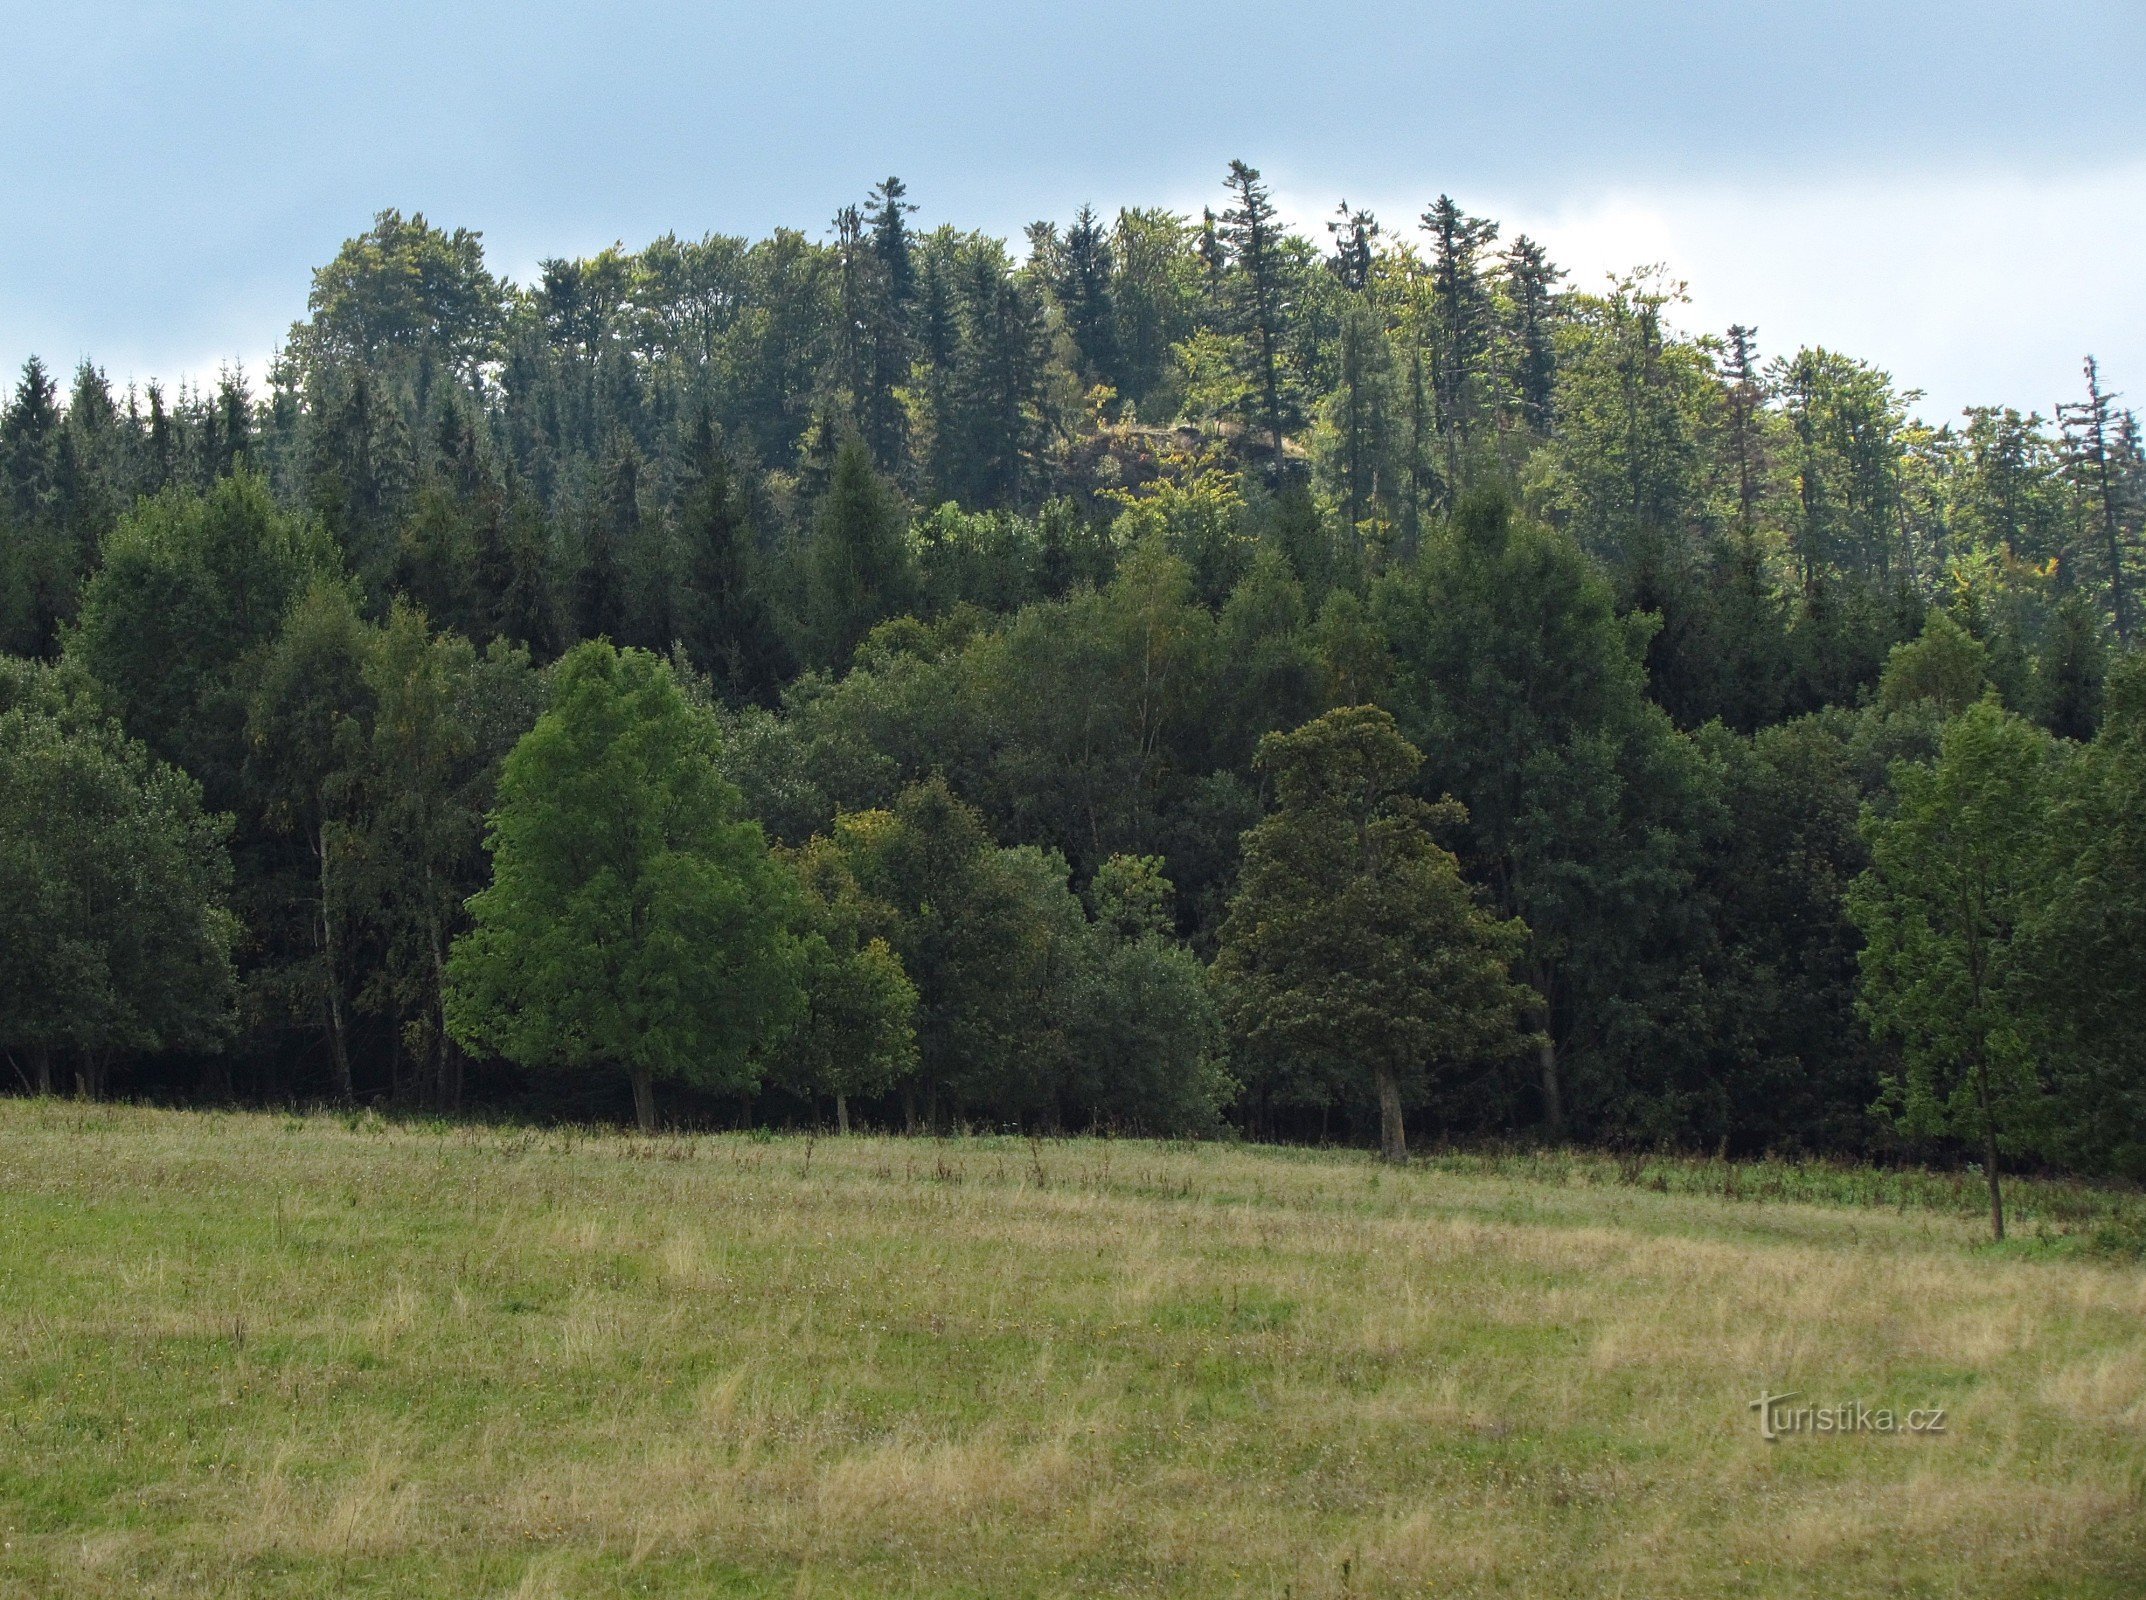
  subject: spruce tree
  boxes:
[1421,195,1499,478]
[1501,235,1563,433]
[1220,160,1290,466]
[2058,355,2136,642]
[806,434,913,671]
[677,416,789,703]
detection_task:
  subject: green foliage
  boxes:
[1879,609,1989,716]
[70,473,340,808]
[299,210,509,382]
[1373,489,1719,1140]
[1068,854,1229,1134]
[12,169,2145,1171]
[770,833,918,1123]
[444,642,804,1128]
[1695,715,1884,1153]
[0,657,238,1092]
[805,436,914,671]
[1217,706,1534,1159]
[1849,700,2057,1235]
[2021,655,2146,1177]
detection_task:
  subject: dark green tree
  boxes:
[806,435,914,671]
[0,657,238,1097]
[1220,161,1292,465]
[1216,706,1534,1161]
[2020,655,2146,1177]
[1373,489,1720,1140]
[245,582,375,1101]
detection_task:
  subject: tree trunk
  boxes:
[629,1066,656,1134]
[318,825,353,1104]
[1972,1047,2005,1242]
[429,922,450,1111]
[835,1093,851,1136]
[1984,1119,2005,1242]
[31,1044,51,1097]
[1537,1033,1564,1142]
[1531,972,1565,1141]
[74,1050,108,1101]
[1374,1066,1407,1164]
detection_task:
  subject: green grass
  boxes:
[1,1101,2142,1597]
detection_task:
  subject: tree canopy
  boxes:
[444,642,804,1129]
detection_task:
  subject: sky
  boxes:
[3,1,2142,421]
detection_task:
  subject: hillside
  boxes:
[3,1101,2141,1597]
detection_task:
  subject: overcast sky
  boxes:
[4,1,2141,420]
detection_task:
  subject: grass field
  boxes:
[2,1101,2143,1597]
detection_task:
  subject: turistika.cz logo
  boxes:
[1749,1390,1948,1440]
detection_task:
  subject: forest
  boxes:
[3,164,2142,1198]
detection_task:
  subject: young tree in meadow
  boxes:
[444,642,805,1131]
[1215,705,1535,1163]
[1847,699,2057,1239]
[771,831,918,1132]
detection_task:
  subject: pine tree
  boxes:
[572,448,630,644]
[1325,201,1379,293]
[1056,204,1119,387]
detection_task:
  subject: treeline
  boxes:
[1,166,2141,1182]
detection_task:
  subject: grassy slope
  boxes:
[1,1101,2141,1598]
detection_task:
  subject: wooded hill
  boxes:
[2,165,2141,1186]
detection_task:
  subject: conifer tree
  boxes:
[806,435,913,671]
[1501,235,1563,433]
[677,414,789,703]
[1221,161,1290,465]
[2059,355,2136,641]
[1421,195,1499,477]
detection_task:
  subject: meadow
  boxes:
[2,1100,2142,1597]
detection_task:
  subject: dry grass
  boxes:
[0,1100,2140,1597]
